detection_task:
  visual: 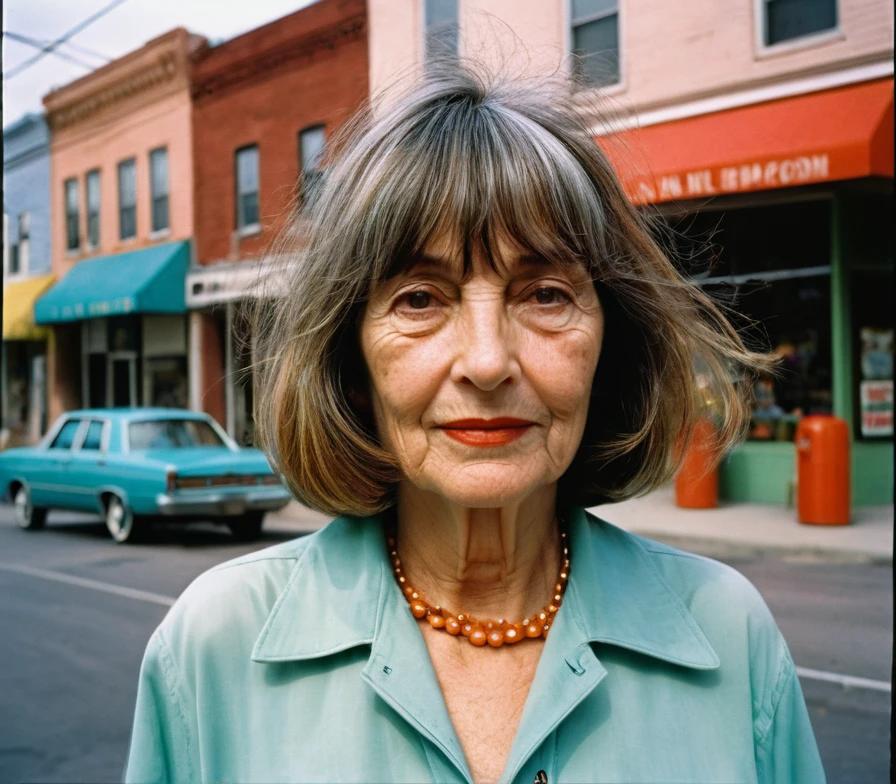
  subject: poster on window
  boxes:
[860,380,893,437]
[859,327,893,437]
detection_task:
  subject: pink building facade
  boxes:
[39,28,206,422]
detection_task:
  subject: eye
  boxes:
[531,286,572,305]
[392,287,445,323]
[406,290,432,309]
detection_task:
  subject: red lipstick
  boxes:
[439,418,535,447]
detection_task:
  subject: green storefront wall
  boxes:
[719,191,893,507]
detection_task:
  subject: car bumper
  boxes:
[154,487,292,516]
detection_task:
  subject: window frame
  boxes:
[753,0,842,58]
[566,0,624,92]
[297,124,326,206]
[234,143,261,236]
[85,169,101,250]
[117,157,138,242]
[422,0,459,64]
[64,177,81,253]
[149,146,170,236]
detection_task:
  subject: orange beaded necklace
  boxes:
[387,523,570,648]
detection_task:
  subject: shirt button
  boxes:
[533,770,548,784]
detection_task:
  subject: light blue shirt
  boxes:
[125,506,826,783]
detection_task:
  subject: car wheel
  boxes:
[13,485,48,530]
[105,495,142,544]
[227,512,265,541]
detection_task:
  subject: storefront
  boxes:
[34,241,190,415]
[2,274,55,445]
[185,260,281,445]
[601,77,893,506]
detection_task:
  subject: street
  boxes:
[0,506,890,784]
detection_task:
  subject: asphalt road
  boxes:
[0,507,890,784]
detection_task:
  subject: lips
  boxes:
[439,417,535,447]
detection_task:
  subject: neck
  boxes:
[391,482,564,621]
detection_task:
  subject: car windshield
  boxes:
[128,419,226,450]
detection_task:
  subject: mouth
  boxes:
[438,418,535,447]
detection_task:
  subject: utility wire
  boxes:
[3,31,100,71]
[5,31,112,63]
[4,0,131,80]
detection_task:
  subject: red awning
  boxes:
[599,78,894,205]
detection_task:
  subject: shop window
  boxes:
[424,0,458,64]
[149,147,169,233]
[86,170,100,248]
[852,272,893,439]
[118,158,137,240]
[297,125,326,207]
[64,178,80,251]
[666,200,833,442]
[145,356,188,408]
[571,0,620,88]
[759,0,837,47]
[235,144,260,233]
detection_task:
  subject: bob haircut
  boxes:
[250,62,776,517]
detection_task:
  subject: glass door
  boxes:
[107,352,137,406]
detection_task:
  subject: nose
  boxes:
[450,293,519,391]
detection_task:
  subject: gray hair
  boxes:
[250,60,776,516]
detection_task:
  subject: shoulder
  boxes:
[153,526,322,666]
[584,511,789,669]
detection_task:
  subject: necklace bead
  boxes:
[387,520,570,649]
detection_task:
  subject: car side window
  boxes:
[81,420,105,451]
[49,419,82,450]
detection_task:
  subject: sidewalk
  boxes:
[590,486,893,563]
[268,487,894,563]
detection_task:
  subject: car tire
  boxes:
[13,485,48,530]
[227,512,265,542]
[105,495,142,544]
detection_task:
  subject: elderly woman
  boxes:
[125,66,825,784]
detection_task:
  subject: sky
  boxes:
[2,0,318,127]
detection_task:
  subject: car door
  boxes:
[67,418,110,512]
[30,417,86,509]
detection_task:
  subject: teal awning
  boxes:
[35,240,190,324]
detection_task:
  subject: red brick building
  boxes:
[187,0,367,443]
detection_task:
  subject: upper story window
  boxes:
[298,125,326,206]
[11,211,30,275]
[64,178,80,252]
[424,0,458,63]
[149,147,170,233]
[235,144,260,232]
[570,0,620,88]
[86,170,100,249]
[117,158,137,241]
[760,0,838,47]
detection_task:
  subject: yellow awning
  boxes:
[3,274,56,340]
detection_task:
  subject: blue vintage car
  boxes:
[0,408,292,543]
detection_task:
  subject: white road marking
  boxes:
[0,563,176,607]
[796,666,891,693]
[2,563,891,693]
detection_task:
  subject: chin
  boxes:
[426,465,548,509]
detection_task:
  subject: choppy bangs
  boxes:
[348,87,608,283]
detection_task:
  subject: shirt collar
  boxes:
[251,506,719,671]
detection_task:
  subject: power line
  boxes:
[3,31,101,71]
[4,0,131,80]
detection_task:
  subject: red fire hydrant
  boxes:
[795,415,851,525]
[675,418,719,509]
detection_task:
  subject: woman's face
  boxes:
[360,234,604,508]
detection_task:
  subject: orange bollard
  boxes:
[675,418,719,509]
[795,415,851,525]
